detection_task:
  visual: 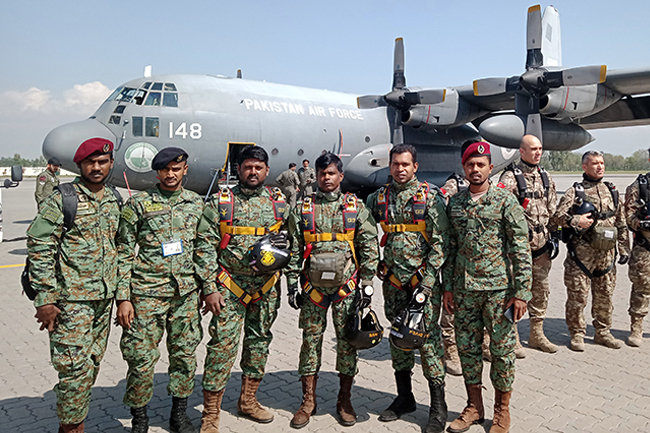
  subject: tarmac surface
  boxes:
[1,174,649,433]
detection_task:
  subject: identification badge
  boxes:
[162,239,183,257]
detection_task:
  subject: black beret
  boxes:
[151,147,188,170]
[48,157,61,166]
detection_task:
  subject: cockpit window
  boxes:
[164,83,177,91]
[163,93,178,107]
[151,82,163,91]
[115,87,138,103]
[114,105,126,114]
[145,92,161,106]
[106,87,122,102]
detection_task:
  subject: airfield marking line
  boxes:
[0,264,23,269]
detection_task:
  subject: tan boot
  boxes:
[594,331,623,349]
[513,326,526,359]
[528,319,557,353]
[627,316,644,347]
[443,339,463,376]
[489,389,511,433]
[482,329,492,362]
[237,375,274,423]
[336,373,357,426]
[291,375,318,429]
[58,422,84,433]
[570,333,585,352]
[447,383,484,433]
[201,389,224,433]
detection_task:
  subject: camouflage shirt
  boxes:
[286,188,379,290]
[552,176,630,255]
[276,169,300,190]
[624,173,650,241]
[34,169,60,205]
[443,184,532,301]
[366,177,450,288]
[297,166,316,188]
[195,184,294,295]
[440,175,467,201]
[498,161,557,251]
[27,177,121,307]
[116,185,205,300]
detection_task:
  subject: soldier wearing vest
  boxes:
[115,147,206,433]
[297,159,316,199]
[443,142,532,433]
[27,138,121,433]
[276,162,300,208]
[196,145,295,433]
[498,134,558,355]
[34,156,61,208]
[366,144,450,433]
[623,150,650,347]
[285,152,378,428]
[551,150,630,351]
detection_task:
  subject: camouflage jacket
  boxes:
[116,185,205,300]
[27,177,121,307]
[34,169,60,205]
[276,169,299,189]
[366,177,450,288]
[624,173,650,242]
[443,184,532,301]
[551,175,630,255]
[498,161,557,251]
[297,166,316,188]
[195,184,295,295]
[440,175,467,201]
[286,188,379,291]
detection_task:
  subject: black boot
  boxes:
[378,370,417,422]
[130,406,149,433]
[169,397,197,433]
[424,381,447,433]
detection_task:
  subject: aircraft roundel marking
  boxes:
[124,142,158,173]
[500,147,517,160]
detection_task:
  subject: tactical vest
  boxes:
[376,182,432,246]
[502,162,550,208]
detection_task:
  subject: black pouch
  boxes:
[21,258,37,301]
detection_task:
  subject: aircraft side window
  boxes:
[163,93,178,107]
[145,117,159,137]
[145,92,161,106]
[109,115,121,125]
[151,82,163,91]
[164,83,177,91]
[132,116,143,136]
[142,82,152,89]
[114,106,126,114]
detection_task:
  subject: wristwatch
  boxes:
[363,285,374,297]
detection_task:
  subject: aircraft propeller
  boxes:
[472,5,607,142]
[357,38,446,144]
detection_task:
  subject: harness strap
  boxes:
[379,261,426,291]
[531,242,549,259]
[377,183,430,243]
[216,265,280,307]
[567,239,615,278]
[634,232,650,253]
[300,271,357,309]
[219,220,282,235]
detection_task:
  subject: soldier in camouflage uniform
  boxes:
[366,144,450,433]
[197,145,296,433]
[116,147,207,433]
[28,138,120,433]
[623,150,650,347]
[443,142,532,433]
[552,150,630,352]
[285,152,378,429]
[276,162,300,208]
[498,134,558,355]
[297,159,316,199]
[34,156,61,209]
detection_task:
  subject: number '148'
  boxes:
[169,122,202,139]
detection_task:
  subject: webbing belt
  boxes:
[216,266,280,307]
[379,221,430,243]
[301,271,357,309]
[219,220,282,236]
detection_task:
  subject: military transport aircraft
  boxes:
[41,4,650,196]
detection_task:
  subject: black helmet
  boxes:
[345,307,384,350]
[249,232,291,273]
[573,200,596,216]
[389,285,430,351]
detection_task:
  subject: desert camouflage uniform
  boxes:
[197,185,296,392]
[116,185,205,408]
[276,168,300,208]
[552,176,629,337]
[366,177,449,383]
[34,168,60,208]
[286,188,378,376]
[625,176,650,324]
[27,177,121,424]
[298,166,316,198]
[444,185,532,391]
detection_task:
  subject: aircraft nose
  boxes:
[43,119,117,173]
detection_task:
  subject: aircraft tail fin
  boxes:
[541,5,561,67]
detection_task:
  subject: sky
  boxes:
[1,0,649,159]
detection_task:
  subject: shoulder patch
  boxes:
[121,206,138,225]
[497,182,506,189]
[38,175,46,184]
[42,205,63,224]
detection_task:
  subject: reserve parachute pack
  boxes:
[21,182,123,301]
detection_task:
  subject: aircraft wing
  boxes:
[455,85,516,112]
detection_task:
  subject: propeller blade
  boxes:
[525,113,543,143]
[526,5,543,69]
[404,88,446,105]
[473,77,509,96]
[392,125,404,145]
[392,37,406,91]
[357,95,386,109]
[546,65,607,87]
[237,69,242,79]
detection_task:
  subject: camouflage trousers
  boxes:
[563,247,617,335]
[202,276,280,392]
[628,244,650,319]
[49,299,113,424]
[282,188,297,209]
[120,291,202,408]
[383,280,445,384]
[298,287,358,377]
[440,306,455,348]
[529,251,553,320]
[454,290,515,392]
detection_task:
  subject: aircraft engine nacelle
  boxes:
[402,90,488,129]
[539,84,621,121]
[344,143,392,188]
[479,114,594,150]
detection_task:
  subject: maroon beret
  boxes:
[73,137,114,164]
[462,141,490,165]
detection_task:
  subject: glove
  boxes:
[288,285,303,310]
[639,220,650,230]
[618,255,629,265]
[356,284,373,309]
[269,231,289,249]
